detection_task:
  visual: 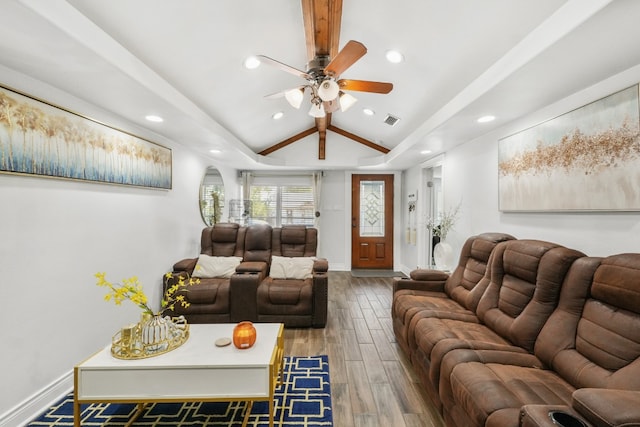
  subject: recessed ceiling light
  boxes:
[145,115,163,123]
[477,115,496,123]
[272,111,284,120]
[421,150,432,155]
[363,108,375,116]
[244,56,261,69]
[386,50,404,64]
[209,149,221,154]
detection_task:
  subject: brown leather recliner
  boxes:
[392,232,516,359]
[439,253,640,427]
[412,239,585,410]
[256,225,329,328]
[163,222,245,323]
[163,223,328,328]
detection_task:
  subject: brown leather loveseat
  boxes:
[393,236,640,427]
[163,223,328,328]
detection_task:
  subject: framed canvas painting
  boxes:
[0,84,172,189]
[498,85,640,211]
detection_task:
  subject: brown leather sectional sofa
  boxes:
[163,222,328,327]
[392,233,640,427]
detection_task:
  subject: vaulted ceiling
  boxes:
[1,0,639,170]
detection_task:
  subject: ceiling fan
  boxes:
[259,40,393,117]
[257,0,394,160]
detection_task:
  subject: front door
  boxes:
[351,174,394,269]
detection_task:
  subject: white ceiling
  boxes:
[1,0,639,171]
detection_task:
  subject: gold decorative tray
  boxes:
[110,316,189,360]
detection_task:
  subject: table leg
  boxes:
[73,400,80,427]
[241,400,254,427]
[124,403,148,427]
[269,395,275,427]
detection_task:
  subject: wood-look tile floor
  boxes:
[283,271,445,427]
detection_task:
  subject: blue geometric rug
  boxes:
[27,355,332,427]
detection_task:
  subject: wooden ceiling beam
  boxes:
[301,0,316,62]
[258,127,318,156]
[327,125,390,154]
[302,0,343,62]
[328,0,342,58]
[315,113,331,159]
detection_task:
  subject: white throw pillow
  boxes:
[192,255,242,278]
[270,256,314,280]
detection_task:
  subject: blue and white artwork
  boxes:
[0,85,171,189]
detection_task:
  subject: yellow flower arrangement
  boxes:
[95,272,199,316]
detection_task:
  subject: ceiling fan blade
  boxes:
[324,40,367,77]
[264,85,306,100]
[264,90,285,99]
[256,55,311,79]
[338,79,393,94]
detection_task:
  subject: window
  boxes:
[245,174,315,227]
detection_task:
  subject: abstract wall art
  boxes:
[0,84,171,189]
[498,84,640,211]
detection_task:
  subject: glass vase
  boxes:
[140,313,172,353]
[433,241,454,271]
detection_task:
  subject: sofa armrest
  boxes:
[172,257,198,273]
[572,388,640,427]
[392,269,449,294]
[520,405,590,427]
[236,261,267,275]
[311,270,328,328]
[313,258,329,273]
[229,270,264,323]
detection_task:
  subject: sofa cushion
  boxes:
[192,255,242,278]
[257,278,313,314]
[445,360,575,427]
[172,278,230,311]
[270,256,314,280]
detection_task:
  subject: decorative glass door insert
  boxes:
[359,180,385,237]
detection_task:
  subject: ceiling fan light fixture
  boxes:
[308,102,326,118]
[339,92,358,112]
[284,87,304,109]
[317,79,340,101]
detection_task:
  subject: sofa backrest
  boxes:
[444,232,516,311]
[476,239,585,352]
[535,254,640,390]
[242,223,273,263]
[272,225,317,257]
[200,222,245,257]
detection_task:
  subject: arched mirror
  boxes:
[199,166,225,226]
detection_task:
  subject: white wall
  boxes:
[0,69,217,425]
[316,171,347,270]
[401,64,640,261]
[398,166,422,272]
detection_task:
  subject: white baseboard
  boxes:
[328,263,347,271]
[398,264,413,277]
[0,371,72,427]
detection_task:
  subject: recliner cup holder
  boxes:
[549,411,587,427]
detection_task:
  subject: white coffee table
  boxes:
[74,323,284,427]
